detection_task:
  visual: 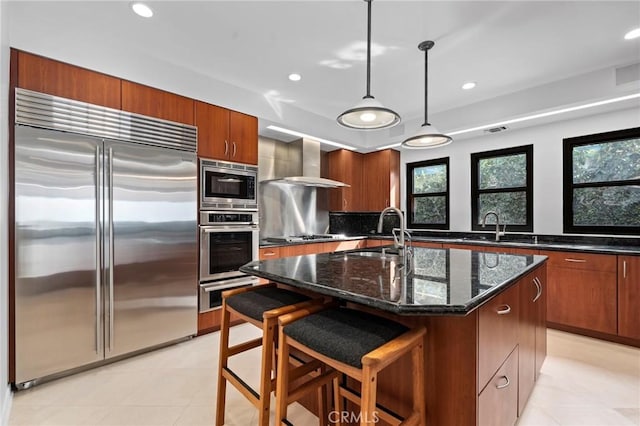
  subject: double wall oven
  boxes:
[199,159,260,312]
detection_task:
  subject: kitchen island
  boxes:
[241,246,548,426]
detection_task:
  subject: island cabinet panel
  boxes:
[195,101,258,164]
[325,149,364,211]
[16,50,121,109]
[518,264,546,415]
[362,149,401,211]
[121,81,194,125]
[478,347,519,426]
[478,283,520,392]
[618,256,640,340]
[542,250,617,335]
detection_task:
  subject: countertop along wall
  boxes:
[0,0,12,423]
[401,107,640,236]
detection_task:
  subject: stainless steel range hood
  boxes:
[259,138,349,188]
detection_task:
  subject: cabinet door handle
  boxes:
[224,140,229,155]
[497,305,511,315]
[496,375,510,389]
[623,260,627,279]
[232,142,237,157]
[533,277,542,303]
[263,252,276,257]
[343,198,347,210]
[564,258,586,263]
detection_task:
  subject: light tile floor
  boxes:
[8,327,640,426]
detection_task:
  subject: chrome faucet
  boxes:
[482,210,506,241]
[377,207,405,254]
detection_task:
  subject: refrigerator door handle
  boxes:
[108,147,115,352]
[95,145,102,354]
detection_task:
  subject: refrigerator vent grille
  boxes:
[15,88,197,152]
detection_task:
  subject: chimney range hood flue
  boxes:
[261,138,349,188]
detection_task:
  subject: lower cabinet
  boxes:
[619,256,640,340]
[543,250,617,335]
[479,347,519,426]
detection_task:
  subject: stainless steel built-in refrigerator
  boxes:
[13,89,198,387]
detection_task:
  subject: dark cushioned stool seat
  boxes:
[226,286,310,321]
[283,307,409,368]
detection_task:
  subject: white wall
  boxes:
[0,0,12,423]
[401,107,640,235]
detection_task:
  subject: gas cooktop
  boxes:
[267,234,346,243]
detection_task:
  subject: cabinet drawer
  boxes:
[259,247,281,260]
[478,347,518,426]
[478,284,519,391]
[324,240,363,253]
[540,250,616,272]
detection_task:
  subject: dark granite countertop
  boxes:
[260,235,367,248]
[397,234,640,255]
[240,246,547,316]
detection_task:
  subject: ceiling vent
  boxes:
[484,126,508,134]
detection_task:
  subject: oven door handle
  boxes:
[201,226,258,233]
[200,277,259,292]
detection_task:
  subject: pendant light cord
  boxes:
[365,0,372,98]
[423,45,429,126]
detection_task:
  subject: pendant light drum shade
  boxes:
[402,40,452,148]
[337,0,400,130]
[337,96,401,129]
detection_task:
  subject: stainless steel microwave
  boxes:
[200,158,258,210]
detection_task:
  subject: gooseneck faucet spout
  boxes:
[377,207,405,252]
[482,210,506,241]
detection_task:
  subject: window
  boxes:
[471,145,533,232]
[563,127,640,235]
[406,158,449,229]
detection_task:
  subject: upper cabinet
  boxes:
[326,149,364,211]
[362,149,400,211]
[15,50,121,109]
[325,148,400,212]
[195,101,258,165]
[121,81,194,125]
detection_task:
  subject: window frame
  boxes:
[563,127,640,235]
[406,157,450,230]
[470,144,534,232]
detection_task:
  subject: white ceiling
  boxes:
[6,1,640,151]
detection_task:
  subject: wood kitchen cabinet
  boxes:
[362,149,401,211]
[326,149,364,211]
[478,347,519,426]
[325,149,400,212]
[121,80,194,125]
[518,265,546,414]
[618,255,640,340]
[15,50,121,109]
[542,250,617,335]
[195,101,258,164]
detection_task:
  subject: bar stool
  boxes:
[275,305,426,426]
[215,283,324,426]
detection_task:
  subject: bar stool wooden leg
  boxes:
[215,300,231,426]
[258,317,277,426]
[275,325,291,426]
[332,376,344,426]
[412,342,426,426]
[360,366,378,426]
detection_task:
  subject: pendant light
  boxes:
[402,40,452,149]
[337,0,400,130]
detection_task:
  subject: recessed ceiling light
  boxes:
[288,73,301,82]
[462,81,477,90]
[131,2,153,18]
[624,27,640,40]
